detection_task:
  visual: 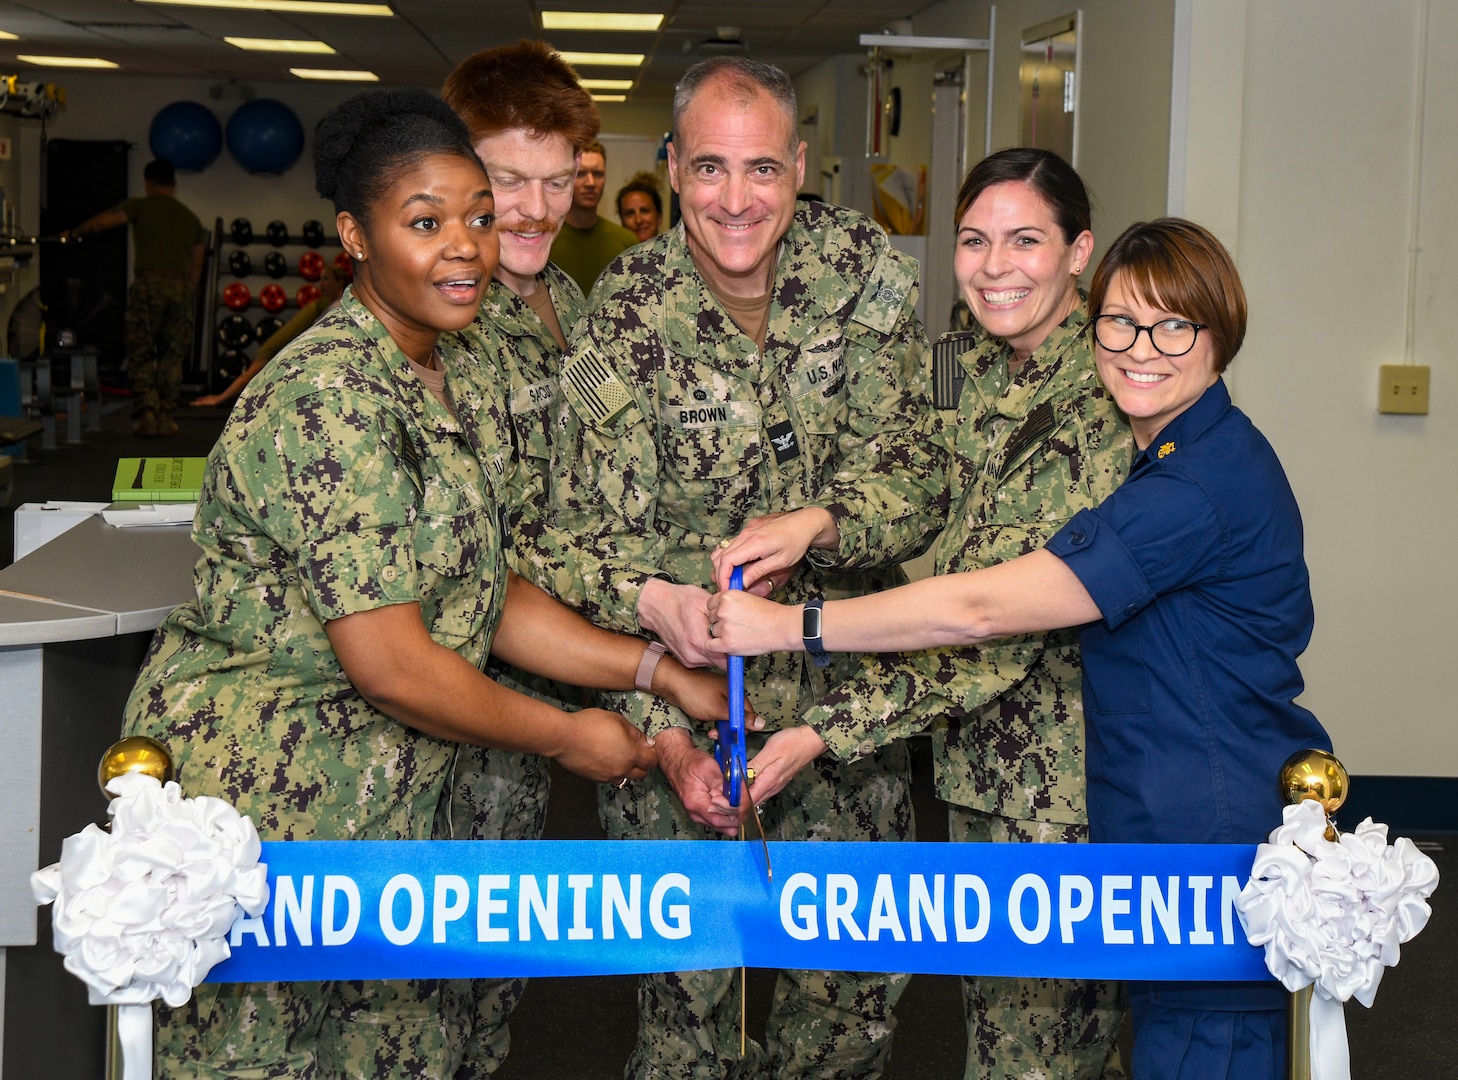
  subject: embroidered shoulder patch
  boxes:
[562,343,632,426]
[932,331,979,409]
[850,248,917,335]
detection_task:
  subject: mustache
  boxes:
[495,216,559,235]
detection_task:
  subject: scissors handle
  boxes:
[716,567,748,805]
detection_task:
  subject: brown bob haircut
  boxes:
[1088,217,1247,372]
[442,39,599,152]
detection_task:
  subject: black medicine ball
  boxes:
[230,217,253,245]
[217,314,254,349]
[253,315,285,344]
[215,348,247,383]
[266,220,290,247]
[263,251,288,278]
[301,219,325,247]
[228,250,252,278]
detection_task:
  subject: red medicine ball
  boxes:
[298,251,325,281]
[296,284,321,307]
[223,282,252,311]
[259,284,288,313]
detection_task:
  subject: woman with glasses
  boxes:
[713,147,1131,1078]
[707,217,1332,1078]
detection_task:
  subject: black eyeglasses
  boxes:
[1092,314,1208,358]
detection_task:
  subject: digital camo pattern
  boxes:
[950,808,1126,1080]
[449,265,586,1078]
[534,200,945,733]
[126,273,194,413]
[600,735,913,1080]
[536,201,934,1078]
[124,289,515,1075]
[803,305,1134,825]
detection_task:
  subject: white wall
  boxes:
[1177,0,1458,777]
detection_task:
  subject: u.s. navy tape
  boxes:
[211,840,1269,983]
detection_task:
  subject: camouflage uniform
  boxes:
[123,289,514,1079]
[533,201,944,1080]
[445,264,586,1078]
[802,306,1134,1080]
[119,193,205,417]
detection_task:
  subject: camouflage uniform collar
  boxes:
[339,289,466,435]
[661,212,853,366]
[970,298,1092,422]
[473,264,579,344]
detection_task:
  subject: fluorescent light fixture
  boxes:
[290,67,378,81]
[558,50,644,68]
[542,11,663,32]
[579,78,633,91]
[0,30,18,41]
[226,37,336,53]
[591,94,627,103]
[18,55,118,68]
[137,0,393,16]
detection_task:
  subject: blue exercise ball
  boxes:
[148,101,223,172]
[226,98,305,175]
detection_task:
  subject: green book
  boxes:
[112,457,207,502]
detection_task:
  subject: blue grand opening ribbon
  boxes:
[209,839,1268,984]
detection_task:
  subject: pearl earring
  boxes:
[356,252,365,259]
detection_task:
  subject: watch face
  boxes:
[803,604,823,640]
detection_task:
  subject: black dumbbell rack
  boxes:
[198,216,343,393]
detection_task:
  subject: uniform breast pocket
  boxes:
[413,487,498,646]
[661,406,763,481]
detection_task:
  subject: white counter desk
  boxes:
[0,515,198,1079]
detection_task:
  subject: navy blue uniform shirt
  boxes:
[1046,378,1331,848]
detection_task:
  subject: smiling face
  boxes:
[337,152,498,364]
[668,79,805,299]
[618,189,660,241]
[473,128,575,295]
[954,180,1093,364]
[1094,271,1220,449]
[572,150,607,213]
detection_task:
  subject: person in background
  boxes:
[531,55,941,1079]
[712,147,1130,1080]
[64,157,205,437]
[190,263,347,408]
[548,137,637,294]
[707,216,1332,1080]
[615,170,663,241]
[123,87,739,1080]
[440,37,600,1078]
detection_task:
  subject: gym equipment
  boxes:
[301,220,325,247]
[259,284,287,313]
[217,314,253,349]
[230,218,253,245]
[298,251,324,281]
[215,347,248,383]
[222,282,252,311]
[295,284,321,307]
[263,251,288,278]
[227,250,252,278]
[148,101,223,172]
[226,98,306,175]
[253,315,285,343]
[265,220,289,247]
[333,251,354,279]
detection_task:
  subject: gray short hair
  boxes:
[672,57,798,153]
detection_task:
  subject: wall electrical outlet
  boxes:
[1378,364,1429,415]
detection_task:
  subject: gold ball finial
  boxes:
[97,736,174,799]
[1279,748,1348,815]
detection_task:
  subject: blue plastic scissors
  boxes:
[715,566,771,883]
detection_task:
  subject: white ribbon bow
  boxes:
[31,772,270,1080]
[1236,799,1439,1080]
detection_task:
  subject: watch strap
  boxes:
[634,640,668,692]
[803,597,831,668]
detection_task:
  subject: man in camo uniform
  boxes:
[64,157,206,436]
[531,57,943,1080]
[440,40,596,1077]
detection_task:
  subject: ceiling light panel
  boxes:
[557,50,644,68]
[17,54,119,67]
[578,78,633,90]
[290,66,377,79]
[542,12,664,32]
[225,36,335,52]
[136,0,394,16]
